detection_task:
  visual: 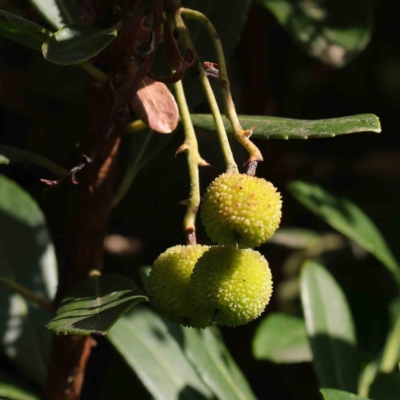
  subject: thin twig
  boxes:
[173,79,208,244]
[172,12,238,174]
[180,8,263,166]
[0,275,53,311]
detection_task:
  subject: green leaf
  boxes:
[301,260,358,392]
[0,373,40,400]
[0,144,68,177]
[288,181,400,287]
[191,114,381,140]
[107,307,214,400]
[267,228,321,249]
[28,0,79,29]
[0,10,51,50]
[257,0,372,67]
[252,312,312,363]
[0,175,58,384]
[42,25,117,65]
[46,274,147,335]
[320,389,369,400]
[180,326,257,400]
[370,372,400,400]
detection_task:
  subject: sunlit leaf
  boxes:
[0,144,68,177]
[0,175,58,384]
[42,25,117,65]
[107,307,214,400]
[289,181,400,287]
[253,313,312,363]
[46,274,147,335]
[257,0,373,67]
[180,326,257,400]
[191,114,381,140]
[301,260,358,392]
[28,0,79,29]
[321,388,369,400]
[0,10,51,50]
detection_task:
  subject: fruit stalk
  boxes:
[180,8,264,166]
[171,12,238,174]
[173,79,207,244]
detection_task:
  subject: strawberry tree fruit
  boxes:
[148,244,209,325]
[201,173,282,248]
[189,246,273,327]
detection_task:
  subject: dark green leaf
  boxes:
[0,175,58,384]
[191,114,381,140]
[46,274,147,335]
[268,228,321,249]
[42,25,117,65]
[107,307,214,400]
[288,181,400,287]
[0,373,40,400]
[28,0,79,29]
[252,313,312,363]
[179,326,257,400]
[370,372,400,400]
[257,0,373,67]
[0,10,51,50]
[301,260,358,392]
[0,144,68,177]
[320,389,369,400]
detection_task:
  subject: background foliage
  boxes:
[0,0,400,399]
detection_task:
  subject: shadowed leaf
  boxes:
[178,326,257,400]
[0,372,40,400]
[42,25,117,65]
[253,313,312,363]
[257,0,373,67]
[301,260,359,392]
[0,175,58,384]
[191,114,381,140]
[289,181,400,287]
[0,10,51,50]
[46,274,147,335]
[267,228,321,249]
[108,307,214,400]
[321,389,369,400]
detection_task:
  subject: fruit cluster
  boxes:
[149,173,282,328]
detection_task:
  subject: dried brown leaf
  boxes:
[131,76,179,134]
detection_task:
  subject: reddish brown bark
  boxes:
[44,79,121,399]
[43,1,165,398]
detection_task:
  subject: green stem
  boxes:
[80,61,108,83]
[0,275,53,311]
[380,310,400,372]
[172,12,238,174]
[125,119,148,134]
[173,79,206,244]
[0,144,68,177]
[180,8,263,165]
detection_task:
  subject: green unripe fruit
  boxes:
[201,173,282,248]
[190,246,273,327]
[148,245,209,325]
